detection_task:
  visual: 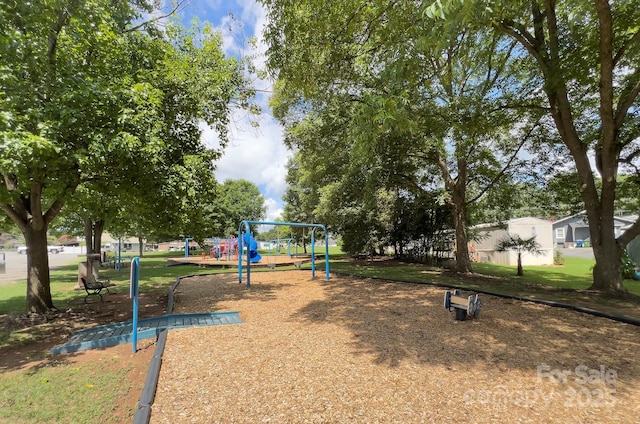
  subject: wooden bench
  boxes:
[444,289,482,321]
[81,275,111,303]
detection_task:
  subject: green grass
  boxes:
[472,257,595,289]
[0,251,230,423]
[0,357,134,423]
[0,251,231,316]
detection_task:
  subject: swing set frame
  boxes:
[237,220,330,287]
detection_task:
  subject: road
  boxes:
[559,247,595,259]
[0,250,80,286]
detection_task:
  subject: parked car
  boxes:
[17,245,64,254]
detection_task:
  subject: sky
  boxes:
[174,0,291,223]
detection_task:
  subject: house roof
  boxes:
[620,215,640,230]
[552,211,587,226]
[553,212,638,227]
[472,216,552,230]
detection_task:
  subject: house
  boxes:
[157,240,200,252]
[552,212,638,248]
[471,217,554,266]
[620,219,640,266]
[102,234,158,252]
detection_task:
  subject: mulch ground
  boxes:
[150,271,640,423]
[3,266,640,423]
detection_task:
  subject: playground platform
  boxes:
[50,312,242,355]
[167,255,315,268]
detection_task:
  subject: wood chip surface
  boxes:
[150,271,640,423]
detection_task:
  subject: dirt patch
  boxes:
[150,271,640,423]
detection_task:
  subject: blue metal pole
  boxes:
[325,230,330,280]
[237,233,242,284]
[117,237,122,274]
[236,220,331,285]
[184,238,192,258]
[246,231,251,287]
[130,257,140,353]
[311,229,316,277]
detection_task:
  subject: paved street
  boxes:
[559,247,595,259]
[0,250,79,286]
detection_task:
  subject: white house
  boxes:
[471,217,554,266]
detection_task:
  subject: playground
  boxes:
[167,253,312,268]
[149,271,640,423]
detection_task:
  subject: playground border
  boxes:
[332,271,640,327]
[131,268,640,424]
[133,273,204,424]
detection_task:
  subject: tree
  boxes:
[0,0,138,312]
[263,0,540,273]
[425,0,640,293]
[496,234,542,276]
[0,2,251,312]
[215,179,266,236]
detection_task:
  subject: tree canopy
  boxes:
[0,1,254,312]
[262,0,640,294]
[264,0,543,271]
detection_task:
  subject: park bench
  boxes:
[444,289,482,321]
[81,275,111,303]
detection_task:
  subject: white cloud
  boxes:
[201,110,291,205]
[197,1,290,215]
[264,197,283,222]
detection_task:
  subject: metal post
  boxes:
[311,229,316,277]
[117,237,122,274]
[130,257,140,353]
[325,232,330,280]
[237,220,332,287]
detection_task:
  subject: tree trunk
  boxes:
[1,176,75,313]
[517,253,523,276]
[527,3,627,293]
[25,227,54,313]
[452,187,472,274]
[435,148,472,274]
[590,240,625,293]
[84,218,105,255]
[84,218,93,253]
[93,220,104,255]
[138,236,144,257]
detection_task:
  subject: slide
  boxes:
[243,233,262,263]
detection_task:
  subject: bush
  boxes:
[621,249,637,279]
[554,249,565,265]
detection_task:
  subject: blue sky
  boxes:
[172,0,290,222]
